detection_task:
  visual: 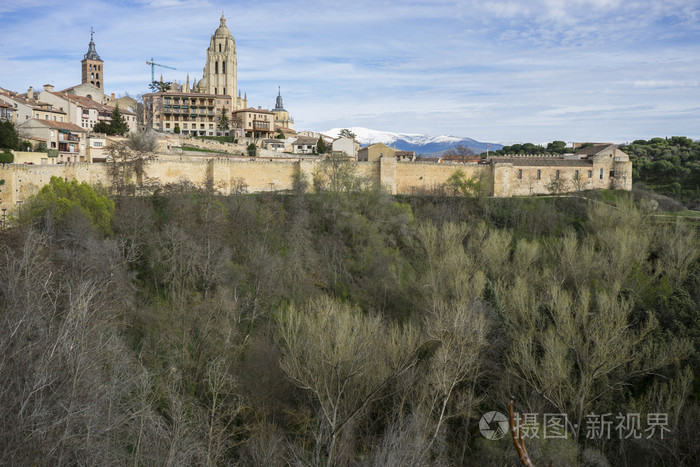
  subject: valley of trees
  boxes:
[0,157,699,465]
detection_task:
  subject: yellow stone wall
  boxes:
[0,155,633,212]
[396,162,489,194]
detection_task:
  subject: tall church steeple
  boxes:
[199,12,237,100]
[275,86,285,111]
[81,28,104,91]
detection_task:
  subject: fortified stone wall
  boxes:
[0,155,632,212]
[179,135,292,159]
[396,161,489,195]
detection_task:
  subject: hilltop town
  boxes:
[1,14,631,211]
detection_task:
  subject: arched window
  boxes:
[96,73,99,80]
[96,81,100,88]
[223,87,226,95]
[219,44,221,53]
[215,61,218,74]
[91,73,94,79]
[222,61,226,74]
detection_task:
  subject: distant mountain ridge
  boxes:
[323,127,503,157]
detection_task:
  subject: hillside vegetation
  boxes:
[1,178,698,465]
[619,137,700,208]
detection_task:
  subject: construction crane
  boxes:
[146,58,176,82]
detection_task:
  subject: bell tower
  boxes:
[201,13,237,100]
[81,28,104,91]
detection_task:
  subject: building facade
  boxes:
[233,107,275,139]
[0,89,67,124]
[358,143,396,161]
[0,102,16,123]
[17,119,87,162]
[489,144,632,196]
[143,92,235,136]
[39,85,137,133]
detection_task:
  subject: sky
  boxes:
[1,0,699,144]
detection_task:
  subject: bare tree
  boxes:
[443,145,476,163]
[278,296,420,465]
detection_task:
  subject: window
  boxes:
[599,168,604,179]
[615,157,621,161]
[223,87,226,95]
[36,113,40,118]
[555,170,560,179]
[215,61,218,74]
[165,123,170,129]
[574,170,579,179]
[60,117,63,122]
[517,169,522,179]
[219,44,221,53]
[183,123,188,129]
[536,169,541,180]
[610,171,615,178]
[53,116,56,121]
[588,170,592,178]
[222,62,226,74]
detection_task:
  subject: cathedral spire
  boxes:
[275,86,285,111]
[84,27,102,61]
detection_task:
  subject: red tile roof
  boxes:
[25,119,87,132]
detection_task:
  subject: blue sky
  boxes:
[1,0,699,143]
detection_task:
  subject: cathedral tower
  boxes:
[200,13,237,100]
[81,29,104,91]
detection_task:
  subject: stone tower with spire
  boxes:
[271,86,294,130]
[195,13,238,101]
[81,29,104,91]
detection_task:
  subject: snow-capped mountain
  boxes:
[323,127,503,157]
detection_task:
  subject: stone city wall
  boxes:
[0,155,632,212]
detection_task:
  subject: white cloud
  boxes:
[633,80,700,88]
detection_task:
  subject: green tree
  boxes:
[247,143,257,158]
[316,136,327,154]
[109,104,130,136]
[546,140,568,153]
[149,80,173,93]
[20,176,115,235]
[174,125,181,134]
[338,128,356,139]
[92,121,112,135]
[0,120,20,150]
[445,169,483,197]
[218,107,229,132]
[0,151,14,163]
